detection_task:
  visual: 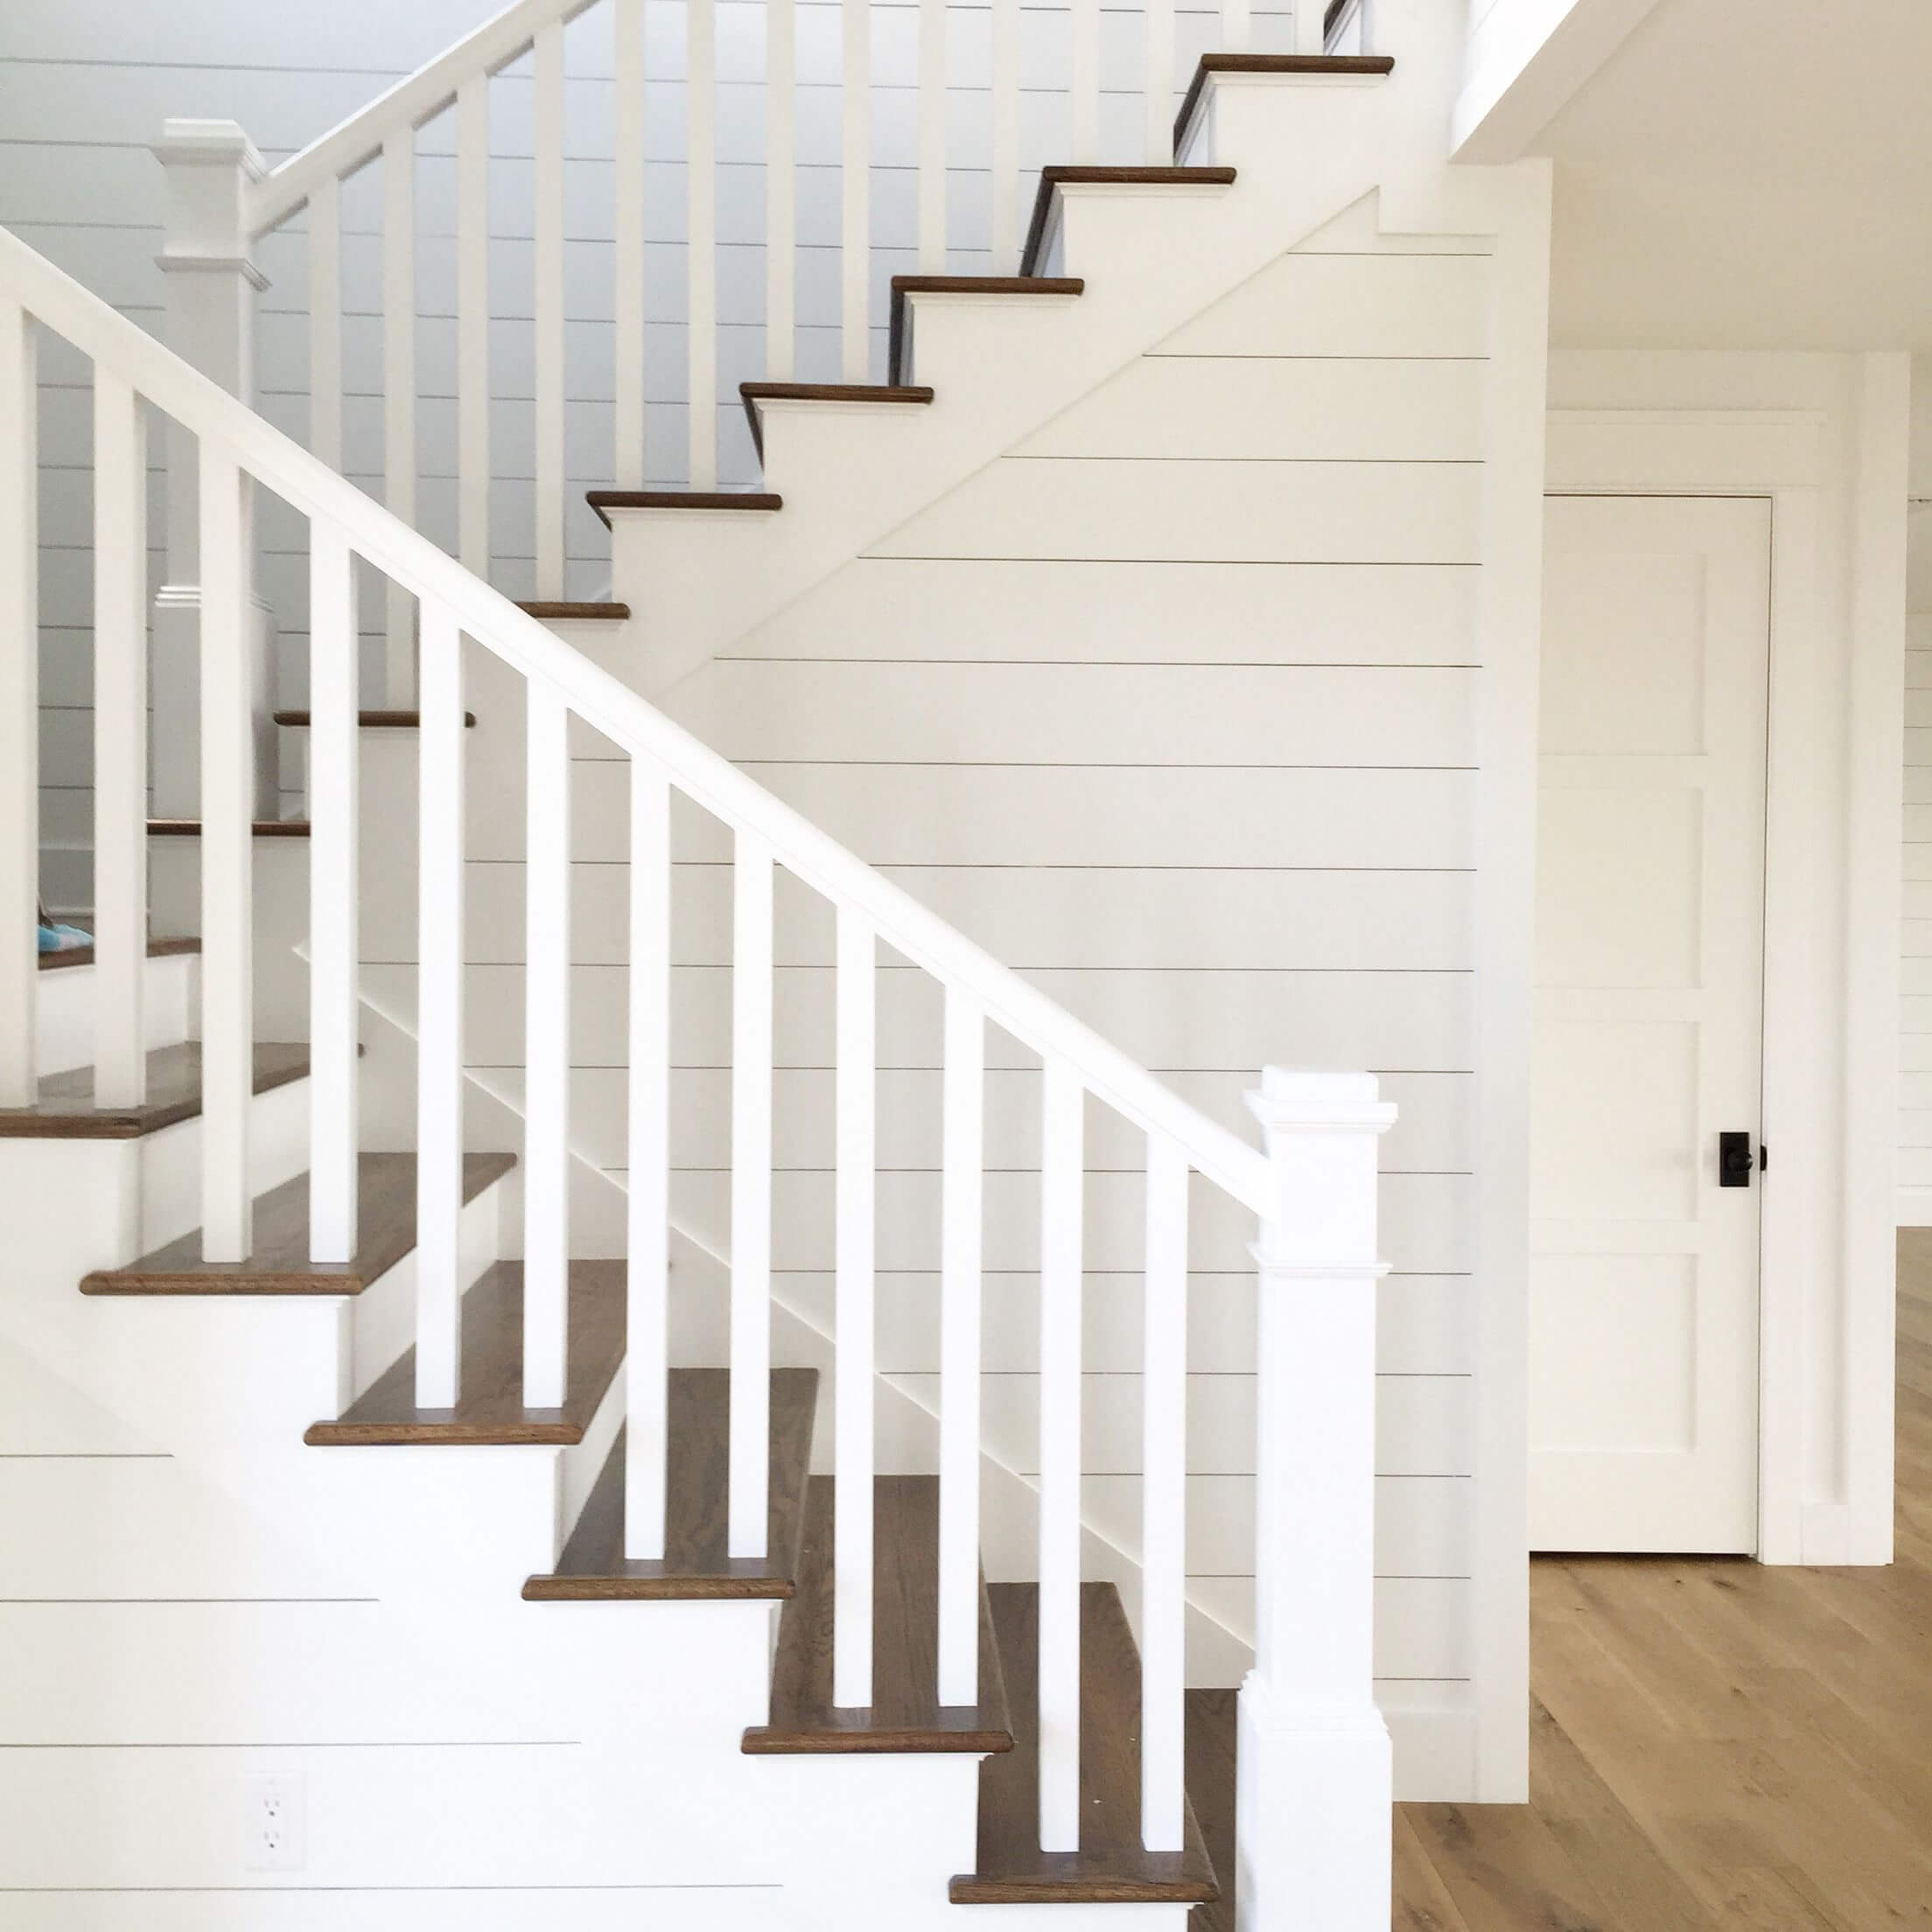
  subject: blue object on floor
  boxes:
[37,923,93,954]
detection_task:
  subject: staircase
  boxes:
[0,0,1529,1921]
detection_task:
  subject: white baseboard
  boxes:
[1897,1186,1932,1227]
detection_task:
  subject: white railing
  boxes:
[150,0,1372,700]
[1,208,1392,1915]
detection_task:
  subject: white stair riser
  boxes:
[149,836,312,1045]
[33,950,198,1075]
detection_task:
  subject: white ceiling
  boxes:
[1526,0,1932,350]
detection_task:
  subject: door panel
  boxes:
[1530,495,1769,1553]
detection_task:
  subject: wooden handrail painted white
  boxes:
[0,228,1274,1214]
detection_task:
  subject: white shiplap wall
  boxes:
[1904,604,1932,1222]
[3,0,1298,911]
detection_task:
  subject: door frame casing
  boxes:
[1542,382,1907,1578]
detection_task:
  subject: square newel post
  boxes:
[1240,1067,1396,1929]
[151,119,275,822]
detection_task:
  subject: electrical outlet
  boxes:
[242,1772,306,1872]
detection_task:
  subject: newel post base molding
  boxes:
[1240,1066,1396,1929]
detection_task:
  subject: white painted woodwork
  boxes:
[686,0,718,489]
[764,0,797,381]
[1036,1056,1084,1852]
[833,904,877,1708]
[1294,0,1326,53]
[1070,0,1101,164]
[917,0,947,272]
[456,74,491,574]
[1531,494,1770,1553]
[1144,0,1177,164]
[0,298,35,1105]
[625,762,672,1558]
[523,679,573,1410]
[936,986,984,1707]
[196,446,254,1261]
[532,22,566,599]
[306,522,359,1262]
[612,0,648,486]
[730,833,774,1559]
[306,175,342,472]
[840,0,870,382]
[1138,1130,1188,1851]
[415,600,467,1408]
[382,130,416,704]
[89,368,148,1108]
[1242,1067,1395,1931]
[989,0,1020,267]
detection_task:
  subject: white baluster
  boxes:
[0,298,36,1107]
[1292,0,1321,54]
[415,600,466,1407]
[1241,1068,1396,1931]
[613,0,648,487]
[765,0,796,381]
[307,522,359,1263]
[382,130,416,704]
[1224,0,1252,54]
[624,763,672,1557]
[989,0,1019,269]
[687,0,718,488]
[533,22,566,599]
[730,833,774,1558]
[1037,1056,1083,1851]
[457,76,491,574]
[198,445,254,1262]
[937,986,984,1706]
[307,176,342,470]
[1139,1130,1188,1850]
[523,679,572,1409]
[917,0,946,273]
[833,906,876,1706]
[1070,0,1100,164]
[840,0,870,382]
[1144,0,1176,165]
[91,368,148,1108]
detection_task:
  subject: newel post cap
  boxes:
[1246,1066,1397,1136]
[153,119,267,178]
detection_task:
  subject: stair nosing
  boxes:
[38,936,200,974]
[738,382,937,458]
[886,276,1085,386]
[586,489,783,529]
[1172,52,1395,159]
[3,1040,313,1144]
[1018,165,1237,277]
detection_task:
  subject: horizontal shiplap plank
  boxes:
[872,458,1483,564]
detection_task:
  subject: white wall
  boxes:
[1901,360,1932,1223]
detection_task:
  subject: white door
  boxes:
[1530,494,1770,1554]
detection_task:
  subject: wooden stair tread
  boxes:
[524,1368,818,1599]
[587,490,782,528]
[744,1474,1013,1754]
[149,818,312,837]
[1185,1689,1237,1932]
[516,601,632,622]
[1020,166,1236,276]
[0,1040,311,1141]
[951,1581,1220,1905]
[888,276,1084,386]
[738,382,935,458]
[81,1151,515,1294]
[306,1260,625,1446]
[1173,52,1394,156]
[272,709,479,728]
[38,936,200,973]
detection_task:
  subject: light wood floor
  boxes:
[1393,1236,1932,1928]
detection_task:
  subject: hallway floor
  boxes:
[1391,1236,1932,1928]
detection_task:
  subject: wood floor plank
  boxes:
[524,1368,818,1598]
[82,1152,514,1293]
[305,1261,623,1446]
[0,1040,310,1139]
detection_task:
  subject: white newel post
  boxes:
[1240,1067,1396,1930]
[152,120,276,822]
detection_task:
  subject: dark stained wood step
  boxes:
[524,1367,818,1599]
[587,490,782,529]
[888,276,1084,385]
[81,1151,515,1295]
[272,709,479,728]
[744,1474,1013,1755]
[738,382,936,458]
[1019,166,1238,277]
[0,1040,312,1142]
[952,1581,1220,1905]
[306,1260,626,1446]
[1185,1688,1237,1932]
[149,818,312,837]
[1173,53,1394,158]
[516,601,632,622]
[38,936,200,973]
